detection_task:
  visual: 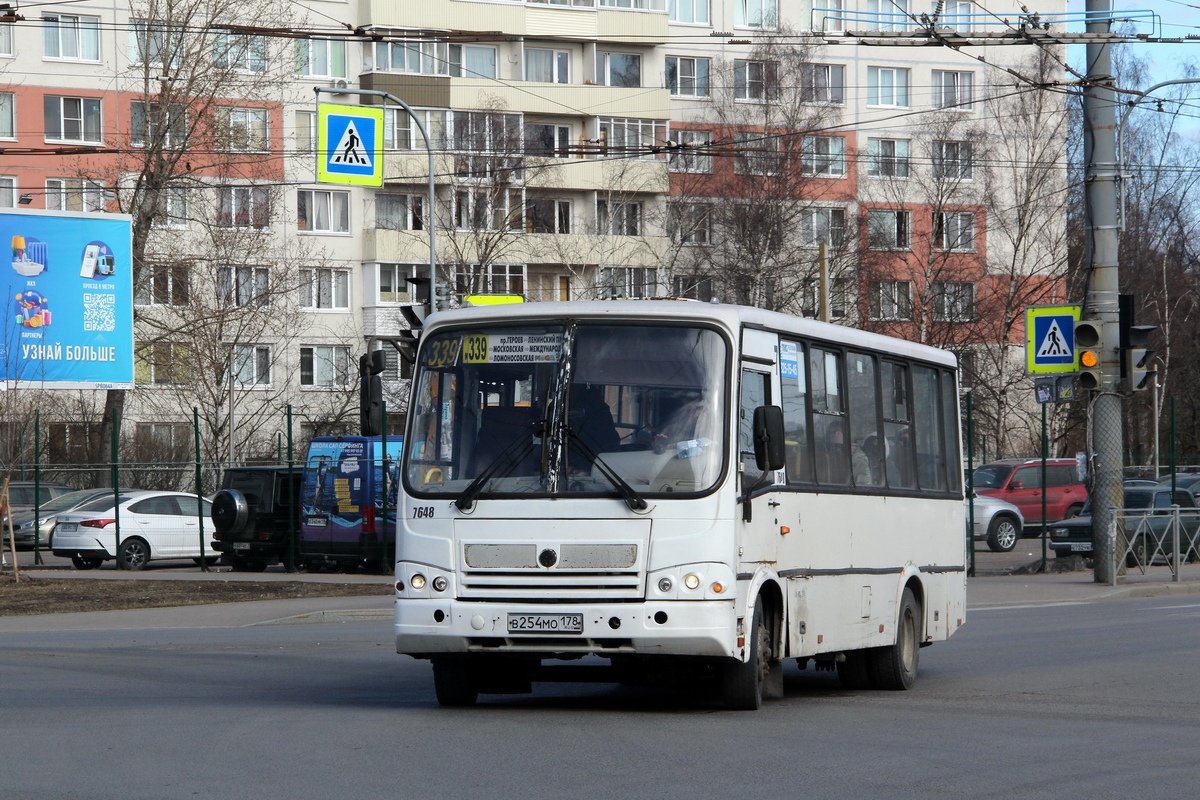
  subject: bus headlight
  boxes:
[410,574,427,590]
[683,573,701,590]
[432,576,448,592]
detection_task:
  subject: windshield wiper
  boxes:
[455,427,542,512]
[565,430,647,512]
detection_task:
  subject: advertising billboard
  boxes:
[0,209,134,389]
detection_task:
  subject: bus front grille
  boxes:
[457,570,643,602]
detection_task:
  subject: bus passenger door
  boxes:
[737,331,783,573]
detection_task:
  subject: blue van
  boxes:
[300,435,402,571]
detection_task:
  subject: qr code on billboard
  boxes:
[83,293,116,332]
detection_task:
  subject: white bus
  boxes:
[395,301,966,709]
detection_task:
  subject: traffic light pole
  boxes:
[1083,0,1124,584]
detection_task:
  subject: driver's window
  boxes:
[740,369,770,487]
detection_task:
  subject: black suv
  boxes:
[211,466,303,571]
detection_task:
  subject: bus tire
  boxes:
[837,650,872,690]
[869,588,920,690]
[722,604,771,711]
[432,658,479,707]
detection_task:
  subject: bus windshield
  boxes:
[404,322,727,500]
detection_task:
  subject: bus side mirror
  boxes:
[753,405,786,473]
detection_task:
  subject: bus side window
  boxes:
[912,365,945,490]
[780,340,812,484]
[739,369,770,486]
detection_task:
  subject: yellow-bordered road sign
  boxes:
[317,103,384,186]
[1026,304,1081,374]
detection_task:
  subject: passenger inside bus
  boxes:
[568,383,620,470]
[469,405,540,479]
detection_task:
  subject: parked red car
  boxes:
[972,459,1087,527]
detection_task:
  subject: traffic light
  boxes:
[1074,319,1104,391]
[401,276,431,332]
[1124,325,1157,391]
[360,349,386,436]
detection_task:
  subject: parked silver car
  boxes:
[969,491,1026,553]
[6,488,113,549]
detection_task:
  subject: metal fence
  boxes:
[1109,506,1200,585]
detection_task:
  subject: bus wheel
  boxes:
[837,650,872,690]
[869,588,921,690]
[432,658,479,707]
[722,604,771,710]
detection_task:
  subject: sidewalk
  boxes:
[969,560,1200,608]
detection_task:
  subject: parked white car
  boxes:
[52,491,215,571]
[968,491,1026,553]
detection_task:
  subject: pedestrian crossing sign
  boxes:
[1026,304,1082,374]
[317,103,384,186]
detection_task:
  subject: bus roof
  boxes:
[419,300,957,369]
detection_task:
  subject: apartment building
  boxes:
[0,0,1068,471]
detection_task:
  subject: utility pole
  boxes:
[1082,0,1124,584]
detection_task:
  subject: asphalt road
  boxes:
[4,593,1200,799]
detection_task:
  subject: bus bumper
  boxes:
[395,599,737,659]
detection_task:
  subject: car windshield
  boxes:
[38,489,105,514]
[972,464,1012,489]
[404,322,728,499]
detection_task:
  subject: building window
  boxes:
[44,96,102,143]
[596,199,642,236]
[801,135,847,177]
[0,176,15,207]
[452,110,522,177]
[159,187,188,227]
[455,263,526,297]
[131,101,185,148]
[801,276,852,318]
[135,342,191,385]
[669,129,713,173]
[734,131,782,176]
[232,345,272,387]
[867,138,910,178]
[598,0,666,8]
[526,197,572,234]
[375,194,424,231]
[596,52,641,88]
[933,211,976,251]
[599,118,666,160]
[385,108,448,151]
[300,267,350,310]
[801,63,845,104]
[135,264,190,306]
[670,0,710,24]
[800,207,846,247]
[669,203,711,245]
[218,265,270,307]
[734,59,777,101]
[940,0,974,32]
[371,40,449,76]
[673,275,714,301]
[867,0,909,31]
[217,186,270,228]
[868,280,913,321]
[0,92,14,138]
[296,38,346,78]
[932,70,973,110]
[449,44,496,79]
[43,14,100,61]
[300,345,351,387]
[933,140,973,180]
[215,107,268,151]
[600,266,658,299]
[867,66,910,107]
[130,20,181,68]
[297,189,350,233]
[46,178,105,212]
[526,123,572,158]
[812,0,845,32]
[666,56,710,98]
[735,0,777,29]
[134,422,192,459]
[525,48,569,83]
[377,263,428,304]
[0,21,12,56]
[213,32,267,72]
[455,188,523,231]
[933,281,974,322]
[868,209,912,249]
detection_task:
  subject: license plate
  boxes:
[507,613,584,635]
[231,542,251,551]
[58,523,77,532]
[1070,542,1092,552]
